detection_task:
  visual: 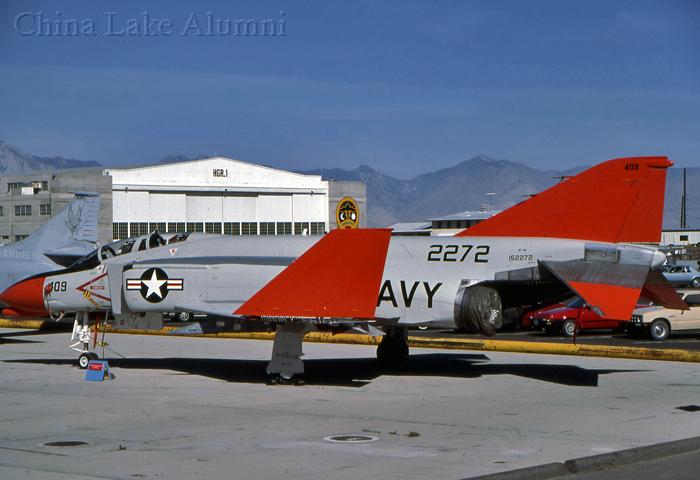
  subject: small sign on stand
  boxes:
[85,360,113,381]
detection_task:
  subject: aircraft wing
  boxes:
[236,229,392,318]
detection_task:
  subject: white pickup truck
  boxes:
[630,290,700,340]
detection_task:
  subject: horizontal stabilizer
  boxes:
[641,270,688,310]
[236,229,391,318]
[458,157,671,243]
[541,260,649,320]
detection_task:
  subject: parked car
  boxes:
[520,302,566,329]
[629,290,700,340]
[524,297,628,337]
[662,264,700,288]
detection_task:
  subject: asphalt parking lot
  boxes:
[1,327,700,480]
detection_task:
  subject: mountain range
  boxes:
[0,140,101,172]
[0,141,694,229]
[303,156,585,227]
[305,157,695,229]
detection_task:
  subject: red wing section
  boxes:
[457,156,672,243]
[641,270,689,310]
[235,229,391,318]
[541,260,649,320]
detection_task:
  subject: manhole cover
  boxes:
[42,441,90,448]
[324,435,377,443]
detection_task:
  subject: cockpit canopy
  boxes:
[68,231,190,270]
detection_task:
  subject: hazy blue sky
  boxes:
[1,0,698,177]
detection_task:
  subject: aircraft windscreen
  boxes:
[166,233,189,244]
[67,250,100,270]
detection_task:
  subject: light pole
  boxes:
[486,192,496,212]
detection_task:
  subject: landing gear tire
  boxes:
[377,327,409,369]
[266,374,304,386]
[78,352,98,369]
[649,319,670,341]
[562,319,576,337]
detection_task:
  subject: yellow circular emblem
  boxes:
[336,197,360,229]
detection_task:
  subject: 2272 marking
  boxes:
[427,245,489,263]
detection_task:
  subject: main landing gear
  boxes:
[376,326,409,368]
[266,323,309,385]
[265,323,410,384]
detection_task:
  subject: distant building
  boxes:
[661,229,700,246]
[388,210,499,236]
[0,157,366,245]
[386,222,432,236]
[0,168,112,245]
[428,210,499,236]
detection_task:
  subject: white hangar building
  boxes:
[0,157,366,245]
[105,157,366,240]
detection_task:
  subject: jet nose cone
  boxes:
[652,250,668,269]
[0,277,48,317]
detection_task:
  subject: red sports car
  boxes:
[522,298,628,337]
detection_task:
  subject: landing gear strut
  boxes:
[266,322,310,385]
[70,312,97,369]
[377,326,409,368]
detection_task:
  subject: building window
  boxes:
[113,223,128,240]
[680,235,689,242]
[14,234,28,242]
[310,222,325,235]
[186,222,204,233]
[224,222,241,235]
[14,205,32,216]
[276,222,292,235]
[149,222,166,233]
[130,222,149,237]
[294,222,310,235]
[241,222,258,235]
[205,222,222,234]
[31,180,48,192]
[7,182,23,194]
[40,204,51,216]
[259,222,276,235]
[167,222,186,233]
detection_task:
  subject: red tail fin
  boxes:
[457,156,672,243]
